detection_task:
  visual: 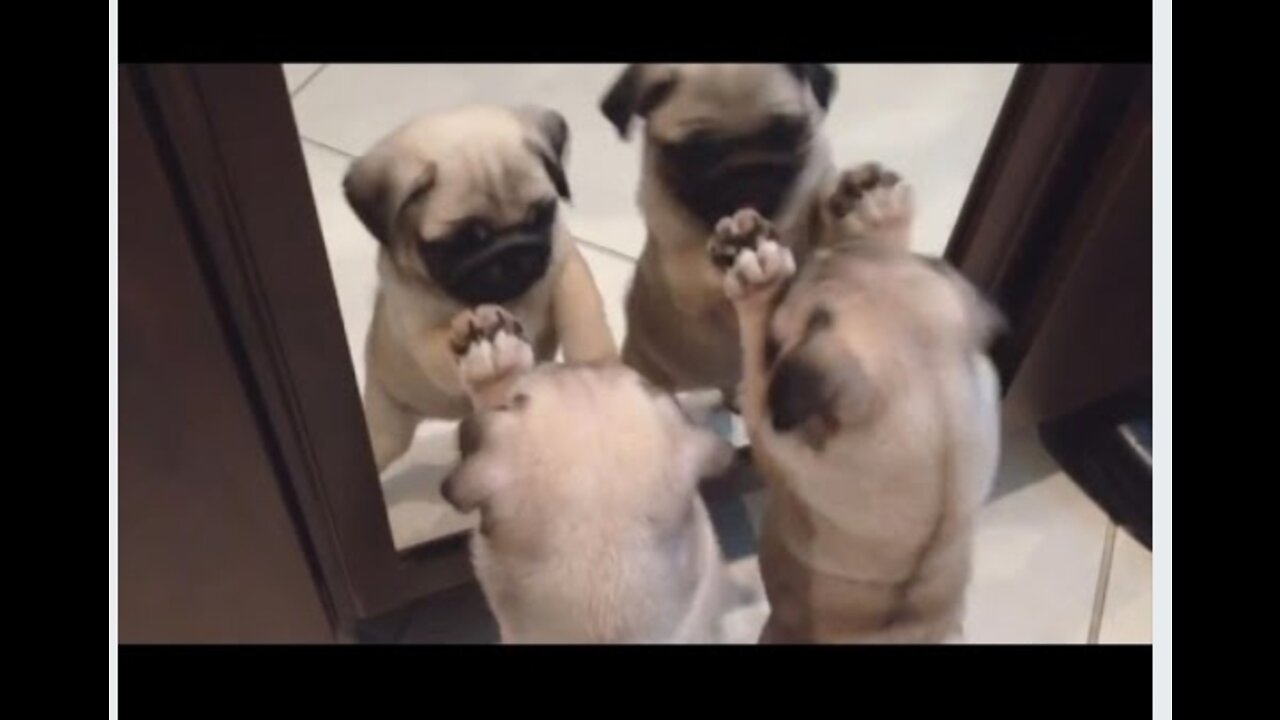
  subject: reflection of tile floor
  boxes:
[286,64,1151,643]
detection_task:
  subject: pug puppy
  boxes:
[343,105,618,472]
[440,305,737,643]
[600,63,876,396]
[708,169,1003,643]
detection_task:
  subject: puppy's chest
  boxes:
[760,441,946,580]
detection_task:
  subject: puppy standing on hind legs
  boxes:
[442,305,741,643]
[710,170,1003,643]
[603,64,869,400]
[344,105,618,474]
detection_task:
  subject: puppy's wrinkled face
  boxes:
[407,164,558,306]
[601,64,836,228]
[762,248,1003,451]
[442,363,733,546]
[344,106,573,305]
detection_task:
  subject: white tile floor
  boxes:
[286,63,1151,643]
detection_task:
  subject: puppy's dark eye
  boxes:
[758,116,809,150]
[453,222,489,245]
[687,135,725,161]
[525,200,557,231]
[669,132,728,165]
[421,220,490,267]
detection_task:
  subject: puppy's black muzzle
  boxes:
[420,229,552,305]
[667,153,806,229]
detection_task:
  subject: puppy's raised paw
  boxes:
[827,162,914,247]
[449,305,534,391]
[707,208,796,303]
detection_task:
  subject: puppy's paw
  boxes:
[706,208,796,303]
[449,305,534,390]
[827,162,914,246]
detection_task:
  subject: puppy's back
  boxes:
[472,365,730,643]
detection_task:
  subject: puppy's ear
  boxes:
[768,345,874,434]
[599,64,677,140]
[439,416,510,513]
[786,64,838,111]
[343,153,436,244]
[518,106,572,200]
[522,106,569,159]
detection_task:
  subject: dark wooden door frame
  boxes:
[946,63,1153,428]
[120,67,337,642]
[127,64,472,625]
[123,63,1151,628]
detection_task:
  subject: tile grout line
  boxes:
[1088,522,1118,643]
[290,63,328,99]
[301,135,358,160]
[575,237,638,263]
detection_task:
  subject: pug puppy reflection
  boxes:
[344,105,617,472]
[600,64,886,398]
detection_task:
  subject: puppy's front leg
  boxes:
[449,305,535,412]
[706,209,796,431]
[552,244,619,363]
[818,162,915,250]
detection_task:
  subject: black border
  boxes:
[119,644,1155,713]
[120,0,1154,63]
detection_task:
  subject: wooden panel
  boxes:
[1003,74,1152,427]
[118,67,334,642]
[133,64,473,620]
[947,64,1153,428]
[946,64,1105,293]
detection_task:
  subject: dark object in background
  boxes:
[950,63,1153,550]
[1040,383,1152,549]
[948,64,1152,433]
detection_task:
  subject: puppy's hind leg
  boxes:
[450,305,536,412]
[364,380,421,474]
